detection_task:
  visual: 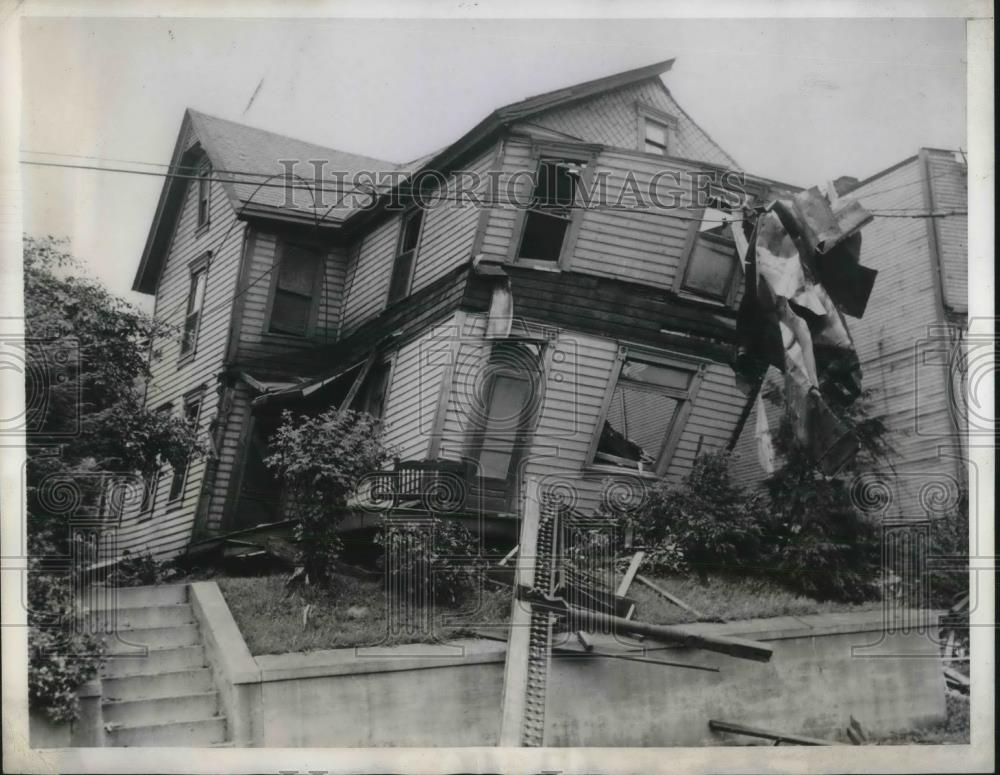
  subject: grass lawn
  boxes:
[865,691,970,745]
[218,570,882,655]
[217,573,511,655]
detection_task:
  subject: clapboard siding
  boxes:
[232,228,347,368]
[728,154,966,518]
[434,313,746,516]
[380,315,463,462]
[526,78,739,168]
[409,150,493,294]
[110,131,244,559]
[205,381,254,532]
[340,216,400,335]
[925,150,968,313]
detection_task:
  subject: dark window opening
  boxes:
[197,163,211,228]
[270,243,321,336]
[233,413,284,530]
[594,358,694,471]
[180,265,207,355]
[350,359,392,419]
[168,396,202,502]
[139,473,158,514]
[388,209,424,303]
[516,159,585,262]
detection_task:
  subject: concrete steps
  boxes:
[95,584,229,747]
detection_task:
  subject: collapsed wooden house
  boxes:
[107,57,908,561]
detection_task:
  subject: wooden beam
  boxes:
[635,574,708,620]
[616,551,645,597]
[708,719,840,746]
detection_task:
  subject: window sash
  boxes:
[269,243,320,336]
[388,210,424,302]
[168,398,201,502]
[197,165,211,226]
[180,269,207,354]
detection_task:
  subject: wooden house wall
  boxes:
[525,78,738,168]
[380,314,464,463]
[108,130,245,560]
[925,150,968,314]
[435,313,747,516]
[339,150,493,336]
[204,380,254,533]
[231,229,348,369]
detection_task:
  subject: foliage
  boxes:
[758,390,887,602]
[628,451,769,578]
[375,518,482,606]
[265,407,391,583]
[106,549,181,588]
[27,534,105,723]
[926,495,970,608]
[24,236,204,721]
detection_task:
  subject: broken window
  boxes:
[197,162,211,229]
[350,359,392,419]
[168,393,202,502]
[515,159,586,262]
[269,242,322,336]
[180,261,208,356]
[387,208,424,303]
[676,205,740,303]
[593,357,696,472]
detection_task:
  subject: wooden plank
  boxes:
[498,477,542,746]
[708,719,840,746]
[615,551,645,597]
[635,574,708,620]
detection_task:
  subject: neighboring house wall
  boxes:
[728,151,968,518]
[109,140,245,559]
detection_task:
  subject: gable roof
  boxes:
[134,57,714,293]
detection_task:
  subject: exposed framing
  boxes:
[584,343,707,477]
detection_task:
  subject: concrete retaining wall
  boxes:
[30,679,105,748]
[196,581,946,747]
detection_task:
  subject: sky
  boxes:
[19,16,968,308]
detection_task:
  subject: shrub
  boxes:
[106,549,180,588]
[27,536,105,723]
[376,518,482,606]
[265,408,391,583]
[628,451,769,579]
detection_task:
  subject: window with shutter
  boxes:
[387,209,424,303]
[269,242,321,336]
[180,264,208,356]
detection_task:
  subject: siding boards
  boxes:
[110,155,244,559]
[926,150,968,313]
[233,229,348,368]
[340,216,400,334]
[526,78,739,168]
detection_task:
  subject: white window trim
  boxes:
[636,102,679,157]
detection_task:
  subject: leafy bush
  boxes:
[265,408,391,583]
[27,536,105,723]
[105,549,180,588]
[628,451,769,579]
[376,518,482,606]
[926,497,969,608]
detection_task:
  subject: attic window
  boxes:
[515,159,586,263]
[197,162,211,229]
[387,208,424,303]
[591,354,700,473]
[637,105,678,156]
[268,241,322,337]
[675,203,741,304]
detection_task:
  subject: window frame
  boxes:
[264,237,325,339]
[673,206,742,307]
[635,103,679,157]
[585,345,706,477]
[349,354,395,420]
[179,253,210,361]
[386,207,425,304]
[508,143,599,271]
[196,160,211,232]
[167,388,204,504]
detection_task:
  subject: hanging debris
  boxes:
[733,186,878,475]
